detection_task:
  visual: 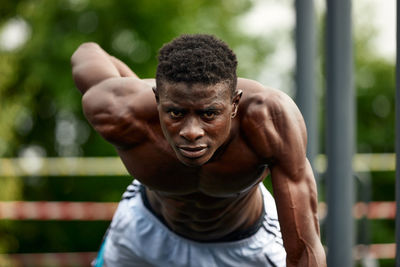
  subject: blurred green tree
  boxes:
[0,0,272,159]
[0,0,273,256]
[0,1,396,265]
[315,4,396,266]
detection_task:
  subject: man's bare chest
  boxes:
[117,137,269,197]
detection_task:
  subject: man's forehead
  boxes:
[158,81,231,98]
[156,82,231,109]
[160,98,227,109]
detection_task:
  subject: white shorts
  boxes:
[99,180,286,267]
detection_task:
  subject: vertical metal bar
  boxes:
[395,0,400,265]
[294,0,318,179]
[326,0,355,266]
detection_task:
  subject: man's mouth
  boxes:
[178,145,208,158]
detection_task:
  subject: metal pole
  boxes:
[395,0,400,265]
[326,0,355,266]
[294,0,318,179]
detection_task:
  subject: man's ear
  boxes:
[152,86,159,103]
[231,90,243,118]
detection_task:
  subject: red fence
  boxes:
[0,201,395,221]
[0,252,96,267]
[0,155,396,263]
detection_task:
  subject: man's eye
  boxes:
[202,111,216,120]
[169,110,183,119]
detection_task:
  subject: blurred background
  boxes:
[0,0,396,266]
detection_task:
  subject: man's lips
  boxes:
[178,145,208,158]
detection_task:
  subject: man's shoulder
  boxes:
[238,78,305,159]
[238,78,296,120]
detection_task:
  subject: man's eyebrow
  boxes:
[199,107,221,111]
[162,105,186,111]
[203,103,225,110]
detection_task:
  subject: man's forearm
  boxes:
[287,243,326,267]
[109,56,138,78]
[271,161,326,266]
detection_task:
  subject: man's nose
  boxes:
[179,118,205,142]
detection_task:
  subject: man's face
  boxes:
[154,82,241,167]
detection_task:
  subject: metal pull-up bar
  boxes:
[295,0,318,176]
[326,0,355,266]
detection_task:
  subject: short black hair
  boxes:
[156,34,238,95]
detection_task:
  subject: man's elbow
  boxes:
[71,42,103,94]
[76,42,101,54]
[71,42,101,66]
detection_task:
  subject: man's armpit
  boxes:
[91,111,146,149]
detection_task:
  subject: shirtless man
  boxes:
[71,34,326,267]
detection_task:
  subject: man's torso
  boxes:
[99,78,279,241]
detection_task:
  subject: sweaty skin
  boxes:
[71,42,326,266]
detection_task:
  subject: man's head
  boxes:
[154,34,242,167]
[155,34,238,96]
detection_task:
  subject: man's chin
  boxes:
[176,154,210,167]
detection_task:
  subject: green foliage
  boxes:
[0,0,270,158]
[370,171,395,201]
[315,6,396,263]
[0,0,272,256]
[356,56,395,153]
[21,176,132,202]
[0,0,396,262]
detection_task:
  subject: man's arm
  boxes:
[71,43,154,148]
[269,93,325,266]
[243,88,326,266]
